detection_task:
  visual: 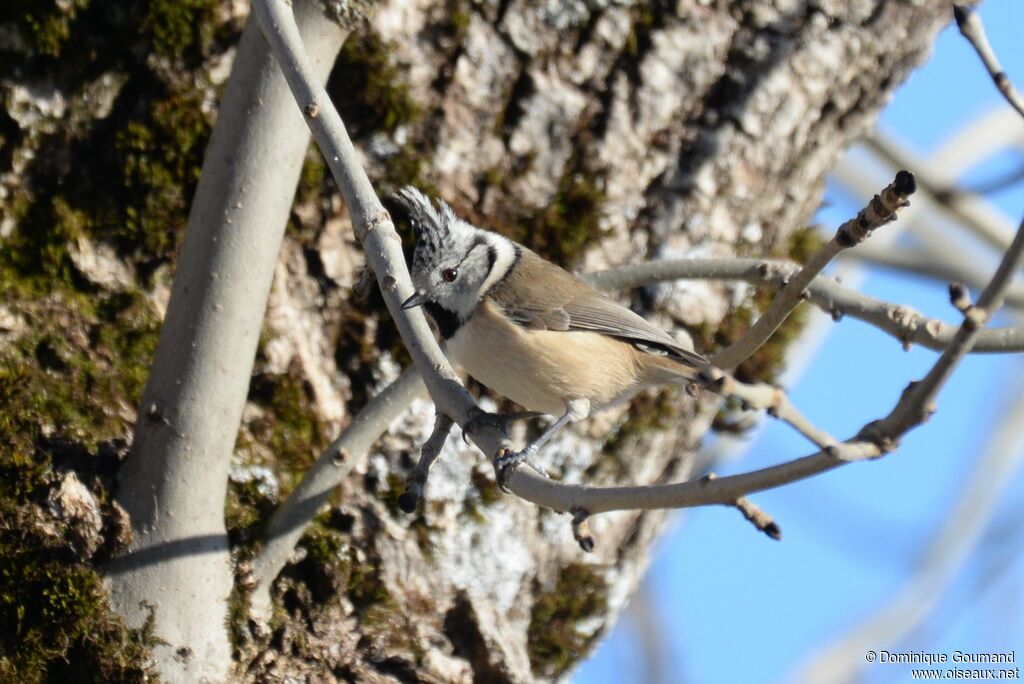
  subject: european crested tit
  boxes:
[395,187,713,478]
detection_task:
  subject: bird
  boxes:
[394,186,714,481]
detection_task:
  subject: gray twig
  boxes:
[861,132,1018,253]
[251,366,424,615]
[862,217,1024,446]
[251,0,514,521]
[398,413,454,513]
[571,508,596,553]
[702,473,782,541]
[954,4,1024,120]
[710,172,916,369]
[586,258,1024,353]
[721,378,839,453]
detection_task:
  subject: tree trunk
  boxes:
[103,2,346,681]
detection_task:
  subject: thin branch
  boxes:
[397,412,454,513]
[862,133,1019,252]
[838,243,1024,309]
[503,216,1024,529]
[719,377,839,452]
[948,282,973,315]
[251,366,423,610]
[587,257,1024,353]
[701,473,783,540]
[865,216,1024,442]
[571,509,595,552]
[709,171,916,368]
[954,4,1024,120]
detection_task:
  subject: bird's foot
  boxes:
[494,445,548,492]
[462,408,544,444]
[495,447,530,492]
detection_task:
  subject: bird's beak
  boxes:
[402,291,429,310]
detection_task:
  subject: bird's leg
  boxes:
[495,398,589,491]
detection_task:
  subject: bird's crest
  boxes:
[395,186,458,259]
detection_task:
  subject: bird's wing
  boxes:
[559,291,708,367]
[489,250,707,367]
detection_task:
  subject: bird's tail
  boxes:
[639,352,723,388]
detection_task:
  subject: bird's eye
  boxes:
[441,267,458,283]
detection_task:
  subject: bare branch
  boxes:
[734,499,781,540]
[954,4,1024,120]
[862,133,1019,252]
[251,366,423,612]
[571,509,595,553]
[948,282,973,314]
[719,377,839,452]
[864,217,1024,443]
[708,171,916,368]
[839,244,1024,309]
[397,412,454,514]
[587,257,1024,353]
[704,473,783,540]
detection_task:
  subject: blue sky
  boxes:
[576,2,1024,683]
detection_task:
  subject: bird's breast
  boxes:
[445,300,642,415]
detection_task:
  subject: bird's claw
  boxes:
[463,410,506,444]
[494,446,548,492]
[462,409,543,445]
[495,447,529,492]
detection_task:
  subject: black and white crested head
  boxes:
[395,187,519,333]
[396,186,453,261]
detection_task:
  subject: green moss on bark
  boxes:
[0,1,237,677]
[596,387,680,474]
[0,502,152,683]
[1,0,233,287]
[1,0,91,58]
[327,30,421,140]
[244,369,330,491]
[514,170,608,267]
[527,563,608,678]
[0,289,159,454]
[0,280,160,679]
